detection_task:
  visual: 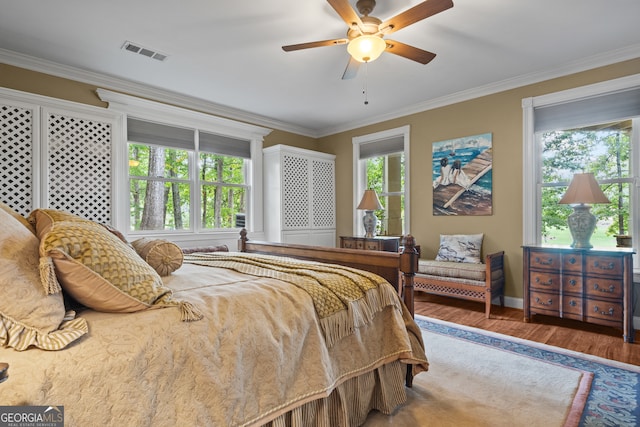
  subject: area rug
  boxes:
[364,315,640,427]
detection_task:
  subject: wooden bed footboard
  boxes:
[238,229,419,317]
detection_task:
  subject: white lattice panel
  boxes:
[282,154,310,228]
[311,159,335,228]
[0,103,34,216]
[47,113,112,223]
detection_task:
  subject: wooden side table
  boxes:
[340,236,401,252]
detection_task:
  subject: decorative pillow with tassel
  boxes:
[30,209,202,322]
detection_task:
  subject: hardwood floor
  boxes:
[414,293,640,366]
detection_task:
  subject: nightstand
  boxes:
[340,236,401,252]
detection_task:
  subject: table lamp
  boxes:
[357,189,383,238]
[558,173,610,249]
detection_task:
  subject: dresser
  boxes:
[340,236,401,252]
[522,245,634,342]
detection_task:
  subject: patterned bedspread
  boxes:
[0,258,428,426]
[184,252,401,347]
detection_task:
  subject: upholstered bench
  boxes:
[413,234,505,318]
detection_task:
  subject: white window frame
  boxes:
[97,89,271,245]
[352,125,411,236]
[522,74,640,267]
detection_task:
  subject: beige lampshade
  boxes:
[559,173,610,205]
[357,189,383,211]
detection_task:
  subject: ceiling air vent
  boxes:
[121,41,168,62]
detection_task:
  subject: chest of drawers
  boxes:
[339,236,400,252]
[522,245,634,342]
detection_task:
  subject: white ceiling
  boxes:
[1,0,639,137]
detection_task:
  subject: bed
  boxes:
[0,205,427,427]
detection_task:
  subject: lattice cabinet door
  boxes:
[282,153,311,229]
[45,110,113,224]
[311,158,335,229]
[0,102,35,216]
[1,93,116,224]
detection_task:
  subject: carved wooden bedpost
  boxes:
[400,235,418,388]
[238,228,248,252]
[399,235,418,317]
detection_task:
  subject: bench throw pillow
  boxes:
[0,207,87,351]
[435,233,484,263]
[31,209,202,322]
[132,237,184,276]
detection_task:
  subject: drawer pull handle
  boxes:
[568,257,577,264]
[593,306,615,316]
[534,277,553,286]
[593,283,616,293]
[593,261,615,271]
[535,256,553,266]
[568,279,577,286]
[535,297,553,306]
[569,300,577,307]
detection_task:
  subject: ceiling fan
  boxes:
[282,0,453,79]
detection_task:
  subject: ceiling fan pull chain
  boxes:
[363,61,369,105]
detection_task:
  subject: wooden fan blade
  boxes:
[327,0,365,33]
[379,0,453,35]
[341,56,361,80]
[282,38,348,52]
[385,40,436,64]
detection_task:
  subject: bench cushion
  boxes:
[418,260,486,281]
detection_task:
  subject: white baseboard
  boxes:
[504,296,523,310]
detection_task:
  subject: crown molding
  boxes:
[2,44,639,139]
[317,43,640,137]
[0,49,318,138]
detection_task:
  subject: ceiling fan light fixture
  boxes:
[347,35,386,63]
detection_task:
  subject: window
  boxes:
[353,126,410,236]
[128,118,250,232]
[198,151,247,230]
[97,89,270,240]
[540,121,632,246]
[129,143,192,230]
[362,153,405,236]
[523,76,640,258]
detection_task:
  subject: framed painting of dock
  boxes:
[432,133,493,216]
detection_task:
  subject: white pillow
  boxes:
[435,234,484,263]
